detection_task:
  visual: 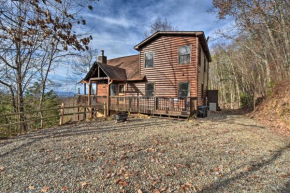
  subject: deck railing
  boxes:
[78,95,197,117]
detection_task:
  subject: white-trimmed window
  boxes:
[179,45,191,64]
[178,82,190,98]
[145,52,154,68]
[146,83,154,97]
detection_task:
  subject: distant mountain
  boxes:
[55,91,76,97]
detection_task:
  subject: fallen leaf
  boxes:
[29,185,35,190]
[244,166,249,171]
[41,186,49,193]
[154,139,159,145]
[114,179,121,184]
[160,187,168,192]
[80,181,88,188]
[62,186,69,191]
[0,166,5,171]
[119,180,128,187]
[213,167,219,172]
[154,189,161,193]
[137,189,143,193]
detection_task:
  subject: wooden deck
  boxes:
[77,95,197,118]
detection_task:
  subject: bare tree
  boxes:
[144,16,178,38]
[0,0,96,131]
[69,45,98,85]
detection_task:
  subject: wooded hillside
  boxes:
[209,0,289,110]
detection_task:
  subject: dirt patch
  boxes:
[0,112,289,192]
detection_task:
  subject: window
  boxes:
[118,84,125,94]
[146,83,154,97]
[110,84,117,96]
[145,52,154,68]
[198,47,202,66]
[204,56,207,72]
[179,45,191,64]
[178,82,189,98]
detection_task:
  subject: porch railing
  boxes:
[78,95,197,117]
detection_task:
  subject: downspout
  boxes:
[107,79,113,116]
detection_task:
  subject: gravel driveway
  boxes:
[0,112,289,193]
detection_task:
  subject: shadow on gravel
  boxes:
[0,118,174,158]
[279,180,290,193]
[200,143,290,193]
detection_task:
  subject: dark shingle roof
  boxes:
[82,54,144,82]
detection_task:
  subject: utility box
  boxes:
[207,90,219,109]
[209,103,217,111]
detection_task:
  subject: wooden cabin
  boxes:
[80,31,211,118]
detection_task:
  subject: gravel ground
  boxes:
[0,111,289,193]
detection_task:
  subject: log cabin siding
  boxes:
[139,35,198,97]
[197,40,206,106]
[126,82,145,97]
[96,83,108,96]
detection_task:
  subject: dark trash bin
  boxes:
[115,112,128,122]
[198,106,208,118]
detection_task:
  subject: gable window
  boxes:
[118,84,125,94]
[145,52,154,68]
[178,82,190,98]
[110,84,117,96]
[198,47,202,66]
[146,83,154,97]
[179,45,191,64]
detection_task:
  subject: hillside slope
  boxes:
[249,79,290,135]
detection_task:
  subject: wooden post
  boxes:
[154,97,157,111]
[59,103,65,125]
[84,83,87,120]
[88,81,92,118]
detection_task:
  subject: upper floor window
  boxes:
[178,82,190,98]
[145,52,154,68]
[179,45,191,64]
[146,83,154,97]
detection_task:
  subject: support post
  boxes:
[107,79,113,116]
[88,81,92,118]
[59,103,65,125]
[84,83,87,120]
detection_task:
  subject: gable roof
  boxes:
[82,54,144,82]
[134,31,212,62]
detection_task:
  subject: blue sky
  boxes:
[49,0,232,93]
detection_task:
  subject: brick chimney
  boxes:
[98,50,107,64]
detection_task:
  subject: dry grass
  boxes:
[0,112,289,193]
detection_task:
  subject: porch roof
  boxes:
[81,54,145,83]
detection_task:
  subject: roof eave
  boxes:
[134,31,204,50]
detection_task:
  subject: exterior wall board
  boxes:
[139,36,198,98]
